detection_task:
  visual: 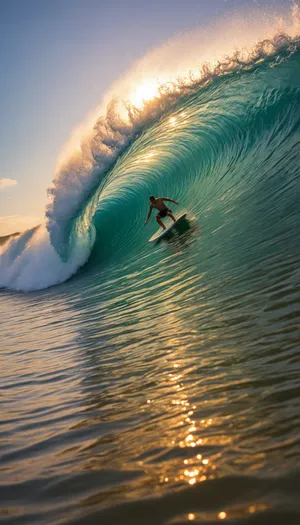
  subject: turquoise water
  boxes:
[1,30,300,525]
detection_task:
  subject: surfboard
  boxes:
[148,213,187,243]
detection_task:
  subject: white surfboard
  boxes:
[148,213,187,243]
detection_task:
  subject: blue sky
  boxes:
[0,0,292,235]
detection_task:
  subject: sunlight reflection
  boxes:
[139,299,229,492]
[164,352,220,489]
[143,152,156,163]
[131,80,160,108]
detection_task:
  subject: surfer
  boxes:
[144,196,179,230]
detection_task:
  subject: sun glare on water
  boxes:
[131,80,160,108]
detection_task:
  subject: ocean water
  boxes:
[1,9,300,525]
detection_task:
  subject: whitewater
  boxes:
[1,4,300,525]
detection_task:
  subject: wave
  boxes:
[46,34,299,258]
[1,5,300,291]
[0,225,95,292]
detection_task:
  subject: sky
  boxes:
[0,0,293,235]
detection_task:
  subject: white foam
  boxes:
[0,225,95,292]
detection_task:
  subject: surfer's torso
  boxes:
[150,198,169,212]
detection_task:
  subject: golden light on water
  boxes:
[144,306,229,492]
[184,469,199,477]
[218,511,227,520]
[186,434,194,442]
[143,152,156,163]
[189,477,196,485]
[160,350,221,490]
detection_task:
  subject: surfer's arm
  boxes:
[144,205,153,225]
[161,197,179,205]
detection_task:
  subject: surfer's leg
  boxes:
[156,214,166,230]
[167,211,176,222]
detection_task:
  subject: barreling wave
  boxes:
[45,31,300,259]
[1,5,300,291]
